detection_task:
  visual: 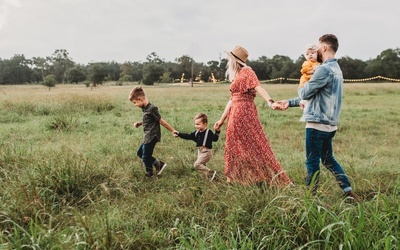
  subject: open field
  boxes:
[0,83,399,249]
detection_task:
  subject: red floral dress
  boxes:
[224,67,291,186]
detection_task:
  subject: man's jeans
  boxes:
[137,138,158,175]
[305,128,352,193]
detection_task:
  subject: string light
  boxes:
[258,75,400,83]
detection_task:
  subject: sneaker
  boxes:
[156,161,167,176]
[344,190,360,202]
[144,172,154,180]
[210,171,217,181]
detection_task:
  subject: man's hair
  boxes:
[129,86,145,101]
[319,34,339,53]
[194,113,208,124]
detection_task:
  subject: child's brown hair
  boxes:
[194,113,208,124]
[129,86,145,101]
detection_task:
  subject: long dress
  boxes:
[224,67,291,186]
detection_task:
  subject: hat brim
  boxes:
[225,51,247,66]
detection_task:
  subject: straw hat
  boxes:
[226,45,248,66]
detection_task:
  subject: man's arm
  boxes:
[298,66,328,100]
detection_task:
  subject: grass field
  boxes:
[0,82,399,249]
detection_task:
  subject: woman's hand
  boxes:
[214,120,224,131]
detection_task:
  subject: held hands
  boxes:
[173,131,179,137]
[214,120,223,131]
[271,100,289,111]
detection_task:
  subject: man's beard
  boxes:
[317,52,323,63]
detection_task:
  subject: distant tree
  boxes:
[146,52,164,64]
[0,54,33,84]
[175,55,193,81]
[105,61,121,81]
[207,60,220,81]
[218,58,228,80]
[376,48,400,78]
[267,55,295,79]
[120,62,134,81]
[163,61,181,82]
[338,57,367,79]
[142,63,164,85]
[31,56,50,82]
[51,49,75,83]
[291,56,305,79]
[68,66,86,84]
[131,62,144,81]
[43,74,57,90]
[247,56,269,80]
[87,63,108,86]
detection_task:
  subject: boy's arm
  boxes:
[133,121,142,128]
[212,130,220,142]
[159,118,177,135]
[176,131,196,141]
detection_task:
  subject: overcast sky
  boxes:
[1,0,399,64]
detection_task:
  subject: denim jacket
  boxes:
[288,58,343,125]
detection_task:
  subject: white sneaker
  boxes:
[210,171,217,181]
[156,161,167,176]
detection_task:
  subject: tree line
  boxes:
[1,48,399,86]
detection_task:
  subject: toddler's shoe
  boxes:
[344,190,360,202]
[209,170,217,181]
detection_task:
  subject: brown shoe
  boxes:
[344,190,360,202]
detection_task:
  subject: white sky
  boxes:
[1,0,399,64]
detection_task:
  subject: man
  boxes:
[277,34,359,201]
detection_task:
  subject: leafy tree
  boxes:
[31,56,50,83]
[163,61,181,82]
[105,61,121,81]
[247,56,269,80]
[376,48,400,78]
[146,52,164,64]
[0,54,33,84]
[338,57,367,79]
[207,60,220,81]
[87,63,108,86]
[142,63,164,85]
[51,49,74,83]
[68,66,87,84]
[267,55,295,79]
[175,55,193,81]
[43,74,57,90]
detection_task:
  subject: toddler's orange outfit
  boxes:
[299,61,320,87]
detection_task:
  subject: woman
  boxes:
[214,45,291,186]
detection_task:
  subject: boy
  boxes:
[174,113,220,181]
[129,86,177,178]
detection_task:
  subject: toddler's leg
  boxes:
[194,148,213,178]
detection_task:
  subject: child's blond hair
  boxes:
[194,113,208,124]
[304,44,318,56]
[129,86,145,101]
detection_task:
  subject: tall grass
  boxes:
[0,83,399,249]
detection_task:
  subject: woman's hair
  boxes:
[225,57,243,82]
[194,113,208,124]
[129,86,145,101]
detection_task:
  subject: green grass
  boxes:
[0,83,399,249]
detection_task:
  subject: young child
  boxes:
[129,86,177,178]
[174,113,220,181]
[299,44,320,108]
[271,45,320,111]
